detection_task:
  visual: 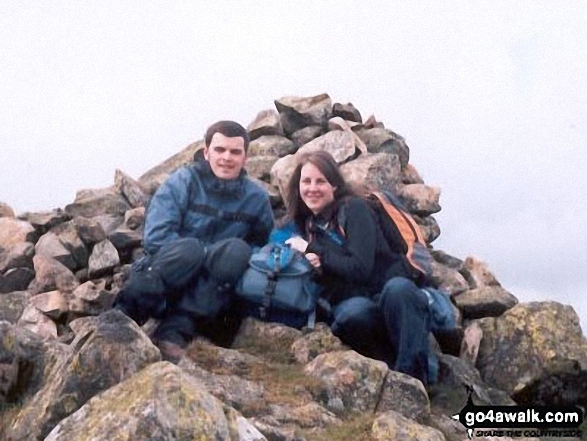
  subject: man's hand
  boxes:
[285,236,309,254]
[304,252,321,269]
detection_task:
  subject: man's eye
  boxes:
[230,149,244,155]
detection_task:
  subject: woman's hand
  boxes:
[285,236,309,254]
[304,252,321,269]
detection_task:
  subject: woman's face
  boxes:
[299,162,337,214]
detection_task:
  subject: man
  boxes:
[116,120,274,361]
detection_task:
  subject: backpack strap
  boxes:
[371,191,430,276]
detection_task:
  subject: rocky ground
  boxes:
[1,94,585,440]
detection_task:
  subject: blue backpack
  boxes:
[235,243,320,329]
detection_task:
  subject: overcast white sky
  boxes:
[1,1,586,332]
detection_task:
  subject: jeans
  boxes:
[115,237,252,346]
[330,277,431,386]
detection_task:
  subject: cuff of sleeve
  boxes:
[306,242,325,255]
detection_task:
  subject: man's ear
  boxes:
[203,147,210,161]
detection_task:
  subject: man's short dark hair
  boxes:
[205,120,250,152]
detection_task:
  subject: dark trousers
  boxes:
[330,277,431,386]
[116,237,252,347]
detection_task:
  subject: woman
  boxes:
[284,150,431,386]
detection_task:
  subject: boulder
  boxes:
[260,402,341,429]
[69,280,116,315]
[397,184,441,215]
[332,102,362,123]
[17,304,59,339]
[123,206,145,230]
[430,354,515,416]
[460,256,501,288]
[274,94,332,135]
[247,108,284,140]
[245,155,280,181]
[431,250,464,271]
[29,254,78,295]
[429,261,469,296]
[291,322,346,364]
[363,114,385,129]
[372,410,446,441]
[304,350,388,414]
[0,290,31,323]
[401,164,425,184]
[0,241,35,274]
[453,286,518,319]
[0,218,37,249]
[413,214,441,244]
[0,202,15,218]
[297,130,357,163]
[72,216,107,245]
[0,267,36,293]
[476,301,587,406]
[340,152,402,193]
[108,226,143,252]
[17,209,71,235]
[7,310,161,441]
[29,290,68,320]
[114,169,148,208]
[0,321,69,405]
[356,128,410,167]
[248,135,296,158]
[328,116,368,153]
[88,239,120,278]
[291,125,323,147]
[44,362,242,441]
[179,357,266,413]
[233,318,303,362]
[138,140,204,194]
[36,221,88,271]
[269,154,298,200]
[376,370,430,421]
[65,186,131,218]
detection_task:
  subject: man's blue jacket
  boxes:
[143,160,274,255]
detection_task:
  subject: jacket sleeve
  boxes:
[245,195,274,247]
[307,198,377,284]
[143,169,191,254]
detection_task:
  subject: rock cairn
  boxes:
[1,94,585,440]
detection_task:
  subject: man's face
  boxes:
[204,132,247,180]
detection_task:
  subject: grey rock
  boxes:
[274,94,332,135]
[377,370,430,422]
[476,301,587,405]
[0,242,35,274]
[246,155,280,181]
[291,125,323,147]
[304,350,388,414]
[453,286,518,319]
[88,239,120,278]
[0,218,37,249]
[357,128,410,167]
[17,209,71,236]
[332,102,362,123]
[138,140,204,195]
[72,216,107,245]
[413,214,441,244]
[114,169,149,208]
[372,410,446,441]
[123,207,145,230]
[0,202,15,218]
[7,310,161,441]
[247,109,285,140]
[29,254,78,295]
[248,135,296,158]
[65,186,131,218]
[0,290,31,323]
[398,183,441,216]
[340,152,402,194]
[0,267,36,293]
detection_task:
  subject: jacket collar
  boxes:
[193,159,247,198]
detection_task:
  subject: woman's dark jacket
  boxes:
[305,196,412,307]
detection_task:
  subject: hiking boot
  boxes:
[157,340,186,364]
